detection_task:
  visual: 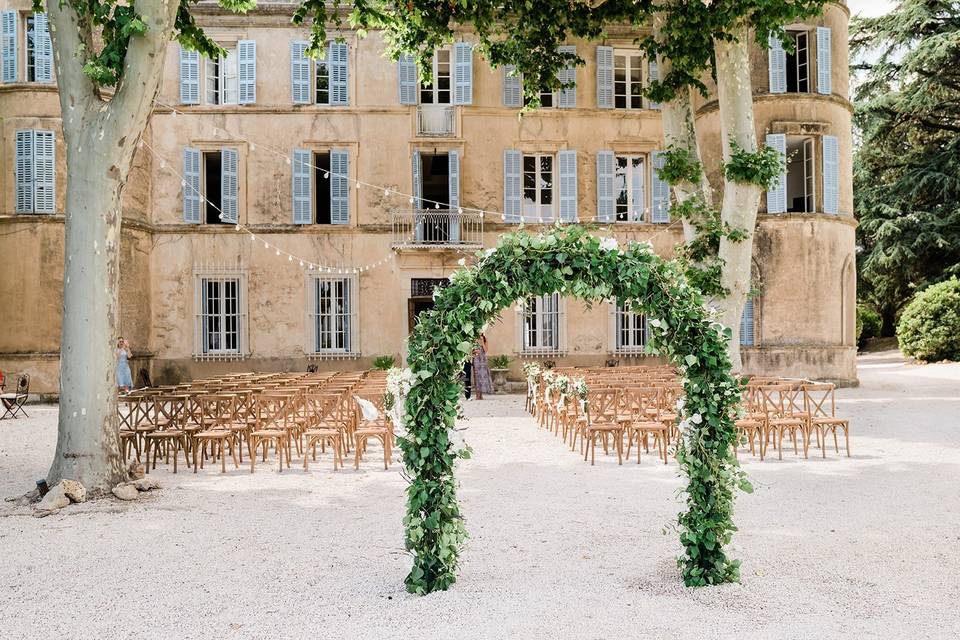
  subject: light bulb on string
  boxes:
[434,202,440,209]
[276,249,281,256]
[323,171,329,179]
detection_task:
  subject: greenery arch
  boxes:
[400,225,747,595]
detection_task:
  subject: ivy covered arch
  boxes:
[400,226,747,595]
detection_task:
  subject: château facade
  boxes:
[0,1,857,394]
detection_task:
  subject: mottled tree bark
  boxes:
[46,0,179,491]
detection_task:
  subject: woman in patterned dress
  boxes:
[472,334,494,400]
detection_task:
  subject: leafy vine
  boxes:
[401,225,746,593]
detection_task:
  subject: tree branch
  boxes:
[46,0,100,135]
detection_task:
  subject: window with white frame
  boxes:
[14,129,55,214]
[613,50,644,110]
[194,272,247,358]
[766,133,839,215]
[786,31,810,93]
[307,275,358,355]
[205,45,238,105]
[611,299,647,354]
[769,27,831,95]
[523,154,554,221]
[420,48,452,104]
[1,11,52,84]
[521,293,563,354]
[785,136,816,213]
[614,154,646,222]
[182,147,239,224]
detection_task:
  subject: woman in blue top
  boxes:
[116,337,133,393]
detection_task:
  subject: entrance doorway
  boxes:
[408,278,448,332]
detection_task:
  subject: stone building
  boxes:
[0,1,857,395]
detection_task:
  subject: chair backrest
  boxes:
[153,394,189,429]
[623,387,661,420]
[16,373,29,396]
[802,383,836,418]
[758,384,797,418]
[586,389,619,425]
[197,394,237,428]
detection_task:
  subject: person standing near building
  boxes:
[472,334,494,400]
[116,337,133,393]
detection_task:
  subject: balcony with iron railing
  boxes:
[416,105,456,137]
[391,209,483,249]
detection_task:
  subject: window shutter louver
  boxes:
[411,149,422,210]
[290,41,311,104]
[453,42,473,105]
[220,147,239,223]
[398,54,417,105]
[238,40,256,104]
[596,46,613,109]
[33,13,52,83]
[647,58,660,109]
[557,150,578,222]
[32,130,55,213]
[768,33,787,94]
[502,65,521,107]
[15,130,34,213]
[765,133,787,213]
[182,147,201,223]
[329,41,349,105]
[596,150,615,222]
[817,26,832,95]
[557,45,576,108]
[651,151,670,223]
[448,150,461,242]
[1,11,16,83]
[740,299,755,346]
[292,148,313,224]
[179,47,200,104]
[330,149,349,224]
[503,149,522,222]
[448,150,460,210]
[822,134,839,214]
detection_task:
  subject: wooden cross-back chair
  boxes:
[301,393,345,470]
[758,384,808,460]
[623,387,669,465]
[249,392,293,472]
[143,394,192,473]
[580,389,626,465]
[352,392,392,470]
[803,383,850,457]
[193,394,241,473]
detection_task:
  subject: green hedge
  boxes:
[857,304,882,345]
[897,278,960,362]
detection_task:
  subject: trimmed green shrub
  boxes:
[897,278,960,362]
[857,304,882,345]
[373,355,397,370]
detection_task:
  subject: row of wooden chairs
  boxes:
[527,367,851,464]
[118,370,396,474]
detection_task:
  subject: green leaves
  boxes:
[401,225,745,594]
[723,141,784,188]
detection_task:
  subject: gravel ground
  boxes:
[1,350,958,639]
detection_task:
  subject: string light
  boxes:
[143,101,687,274]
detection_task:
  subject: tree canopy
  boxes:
[852,0,960,325]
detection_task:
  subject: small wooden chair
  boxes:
[803,383,851,457]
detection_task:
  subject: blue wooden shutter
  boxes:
[647,58,660,109]
[290,41,311,104]
[182,147,201,223]
[329,41,349,105]
[503,149,522,222]
[220,147,239,223]
[179,47,200,104]
[765,133,787,213]
[448,150,461,242]
[330,149,349,224]
[15,130,34,213]
[33,13,52,83]
[33,130,55,213]
[502,65,521,107]
[557,45,576,108]
[740,298,755,346]
[1,11,16,83]
[557,150,578,222]
[817,27,832,95]
[411,149,422,210]
[453,42,473,105]
[822,134,839,215]
[448,150,460,210]
[596,150,615,222]
[292,148,313,224]
[596,46,613,109]
[651,151,670,223]
[237,40,256,104]
[398,54,417,105]
[768,33,786,94]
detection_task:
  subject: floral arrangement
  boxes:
[384,367,415,433]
